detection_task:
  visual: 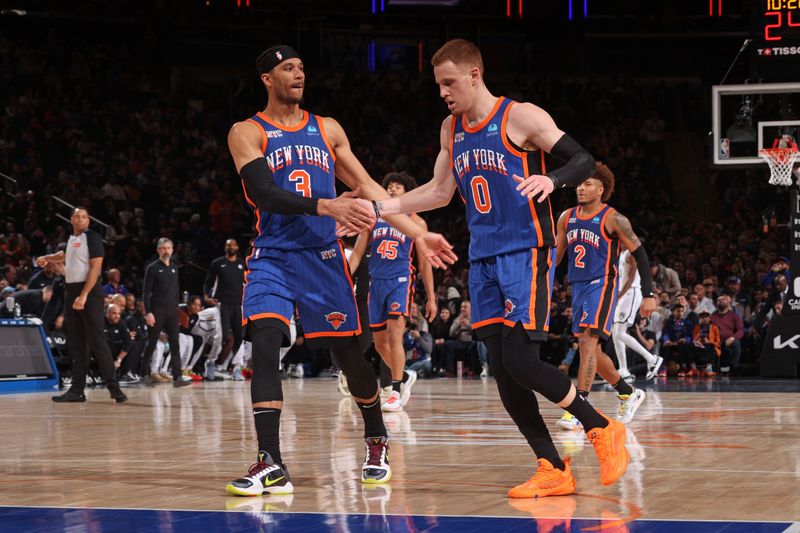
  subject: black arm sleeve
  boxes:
[546,134,596,189]
[240,158,319,216]
[86,230,104,259]
[631,245,655,298]
[203,259,219,298]
[142,264,154,314]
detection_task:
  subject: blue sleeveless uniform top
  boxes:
[450,97,552,261]
[566,204,619,283]
[245,111,336,250]
[369,217,415,280]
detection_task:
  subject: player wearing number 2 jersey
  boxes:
[375,39,631,498]
[225,44,455,497]
[555,163,657,429]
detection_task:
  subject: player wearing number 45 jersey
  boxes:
[349,172,437,413]
[555,163,656,431]
[225,44,455,497]
[374,39,630,498]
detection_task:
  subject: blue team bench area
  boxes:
[0,506,794,533]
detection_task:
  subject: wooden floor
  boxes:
[1,378,799,530]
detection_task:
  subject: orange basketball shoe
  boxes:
[508,457,577,498]
[587,414,629,486]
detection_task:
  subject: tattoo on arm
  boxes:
[614,212,641,249]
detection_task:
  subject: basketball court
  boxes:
[2,2,800,533]
[1,379,799,532]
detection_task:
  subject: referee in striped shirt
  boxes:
[38,207,127,403]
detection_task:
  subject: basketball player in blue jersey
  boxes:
[555,163,655,430]
[349,172,437,412]
[372,39,629,498]
[224,45,456,497]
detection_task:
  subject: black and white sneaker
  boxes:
[362,436,391,484]
[226,452,294,496]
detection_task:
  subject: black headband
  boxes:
[257,45,300,74]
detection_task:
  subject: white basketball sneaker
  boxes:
[399,370,417,407]
[617,388,646,424]
[646,356,664,380]
[557,411,583,431]
[226,452,294,496]
[382,390,403,412]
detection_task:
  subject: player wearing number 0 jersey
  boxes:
[375,39,632,498]
[225,44,455,498]
[555,164,657,430]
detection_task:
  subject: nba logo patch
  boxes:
[504,298,515,317]
[391,302,401,311]
[325,312,347,330]
[275,50,283,60]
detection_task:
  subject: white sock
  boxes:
[613,323,658,365]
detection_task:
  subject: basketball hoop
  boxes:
[759,138,800,187]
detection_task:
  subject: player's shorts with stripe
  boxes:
[368,276,414,331]
[242,241,361,346]
[614,288,642,326]
[571,276,618,339]
[469,247,555,341]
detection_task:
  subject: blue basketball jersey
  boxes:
[450,97,553,261]
[369,217,415,280]
[245,111,337,250]
[566,204,619,283]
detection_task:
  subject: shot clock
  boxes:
[754,0,800,81]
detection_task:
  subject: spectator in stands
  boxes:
[405,302,433,376]
[693,283,716,315]
[652,261,681,297]
[761,257,790,287]
[724,276,749,317]
[675,294,698,325]
[769,274,789,307]
[28,262,58,289]
[711,295,744,375]
[103,268,128,297]
[443,301,481,377]
[691,311,720,377]
[661,304,693,376]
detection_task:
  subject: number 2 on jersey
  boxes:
[289,169,311,198]
[574,245,586,268]
[470,175,492,214]
[377,240,398,260]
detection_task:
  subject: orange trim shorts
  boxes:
[470,247,555,342]
[243,241,361,344]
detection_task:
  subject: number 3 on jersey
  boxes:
[574,245,586,268]
[289,169,311,198]
[470,175,492,214]
[377,240,398,260]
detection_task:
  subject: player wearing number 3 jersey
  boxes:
[375,39,631,498]
[225,44,455,497]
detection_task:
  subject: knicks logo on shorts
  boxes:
[325,312,348,330]
[391,302,401,311]
[581,311,589,323]
[504,299,516,317]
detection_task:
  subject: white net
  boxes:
[759,147,800,186]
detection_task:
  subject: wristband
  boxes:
[372,200,381,219]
